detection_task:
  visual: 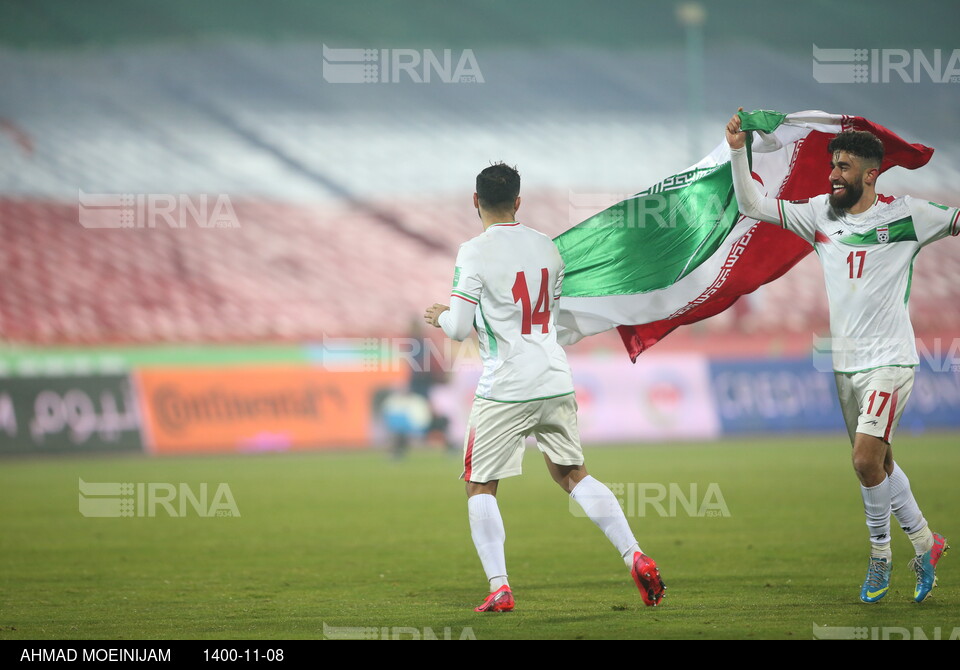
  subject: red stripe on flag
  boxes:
[884,387,899,443]
[617,223,809,360]
[463,425,476,481]
[848,117,935,172]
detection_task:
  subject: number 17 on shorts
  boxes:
[835,367,915,444]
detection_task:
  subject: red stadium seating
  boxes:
[0,195,957,344]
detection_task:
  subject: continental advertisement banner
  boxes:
[0,374,143,454]
[137,367,404,454]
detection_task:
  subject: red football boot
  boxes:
[631,552,666,607]
[474,585,514,612]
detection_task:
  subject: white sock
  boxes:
[468,494,508,591]
[871,542,892,561]
[908,527,935,556]
[570,475,641,567]
[888,462,931,553]
[860,477,892,548]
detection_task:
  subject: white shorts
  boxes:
[834,366,915,444]
[461,393,583,483]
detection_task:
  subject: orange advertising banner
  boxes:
[137,367,404,454]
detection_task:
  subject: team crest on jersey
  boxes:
[877,226,890,243]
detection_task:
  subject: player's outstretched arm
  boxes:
[727,110,820,244]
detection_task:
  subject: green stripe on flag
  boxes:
[556,162,741,297]
[738,109,788,133]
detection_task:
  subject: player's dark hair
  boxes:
[476,162,520,212]
[828,130,884,168]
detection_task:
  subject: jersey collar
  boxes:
[846,195,879,219]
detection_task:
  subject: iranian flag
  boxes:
[554,110,934,360]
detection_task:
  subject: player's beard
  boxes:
[829,176,864,211]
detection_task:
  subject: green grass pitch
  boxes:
[0,433,956,640]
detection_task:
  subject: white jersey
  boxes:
[438,222,574,402]
[731,147,960,372]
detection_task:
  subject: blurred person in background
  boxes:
[392,317,455,459]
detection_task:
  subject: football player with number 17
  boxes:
[726,110,957,604]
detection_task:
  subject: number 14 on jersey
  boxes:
[512,268,551,334]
